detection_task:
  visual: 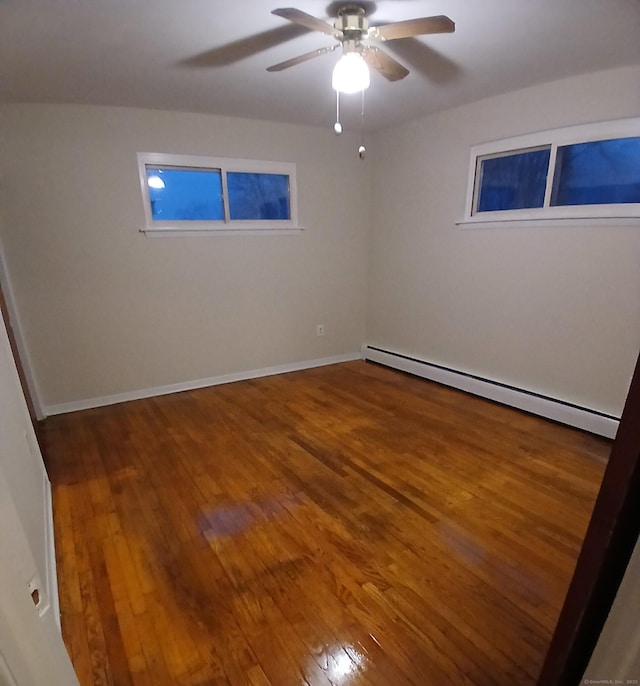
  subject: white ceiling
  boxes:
[1,0,639,132]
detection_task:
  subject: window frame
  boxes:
[461,117,640,226]
[137,152,300,236]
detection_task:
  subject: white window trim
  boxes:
[459,117,640,227]
[137,152,301,235]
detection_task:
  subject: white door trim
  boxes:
[0,239,44,419]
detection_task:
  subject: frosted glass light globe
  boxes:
[332,53,370,94]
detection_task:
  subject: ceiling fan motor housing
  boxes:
[334,6,369,39]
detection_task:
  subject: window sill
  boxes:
[456,215,640,230]
[141,226,304,238]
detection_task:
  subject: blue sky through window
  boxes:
[146,167,224,221]
[227,173,290,220]
[477,148,551,212]
[552,137,640,206]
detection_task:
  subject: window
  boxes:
[138,153,299,235]
[551,138,640,207]
[146,167,225,221]
[226,172,291,220]
[476,147,551,212]
[463,118,640,225]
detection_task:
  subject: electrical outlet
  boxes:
[27,575,46,616]
[316,324,325,337]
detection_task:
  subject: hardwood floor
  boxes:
[40,361,610,686]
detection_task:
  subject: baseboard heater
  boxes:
[363,345,619,439]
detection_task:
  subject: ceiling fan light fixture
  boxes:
[332,52,370,94]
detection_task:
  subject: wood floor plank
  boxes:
[40,361,610,685]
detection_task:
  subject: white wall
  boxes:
[584,534,640,681]
[1,66,639,417]
[367,65,640,417]
[0,105,370,409]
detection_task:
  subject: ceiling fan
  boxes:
[266,4,455,84]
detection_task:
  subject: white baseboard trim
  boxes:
[44,351,362,416]
[364,345,619,439]
[43,477,61,631]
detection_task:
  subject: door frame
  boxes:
[537,346,640,684]
[0,466,79,686]
[0,312,77,685]
[0,240,44,420]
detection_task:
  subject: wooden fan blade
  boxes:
[267,44,337,72]
[372,15,455,41]
[272,8,336,36]
[361,46,409,82]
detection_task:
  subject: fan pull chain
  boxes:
[358,88,366,159]
[334,90,343,135]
